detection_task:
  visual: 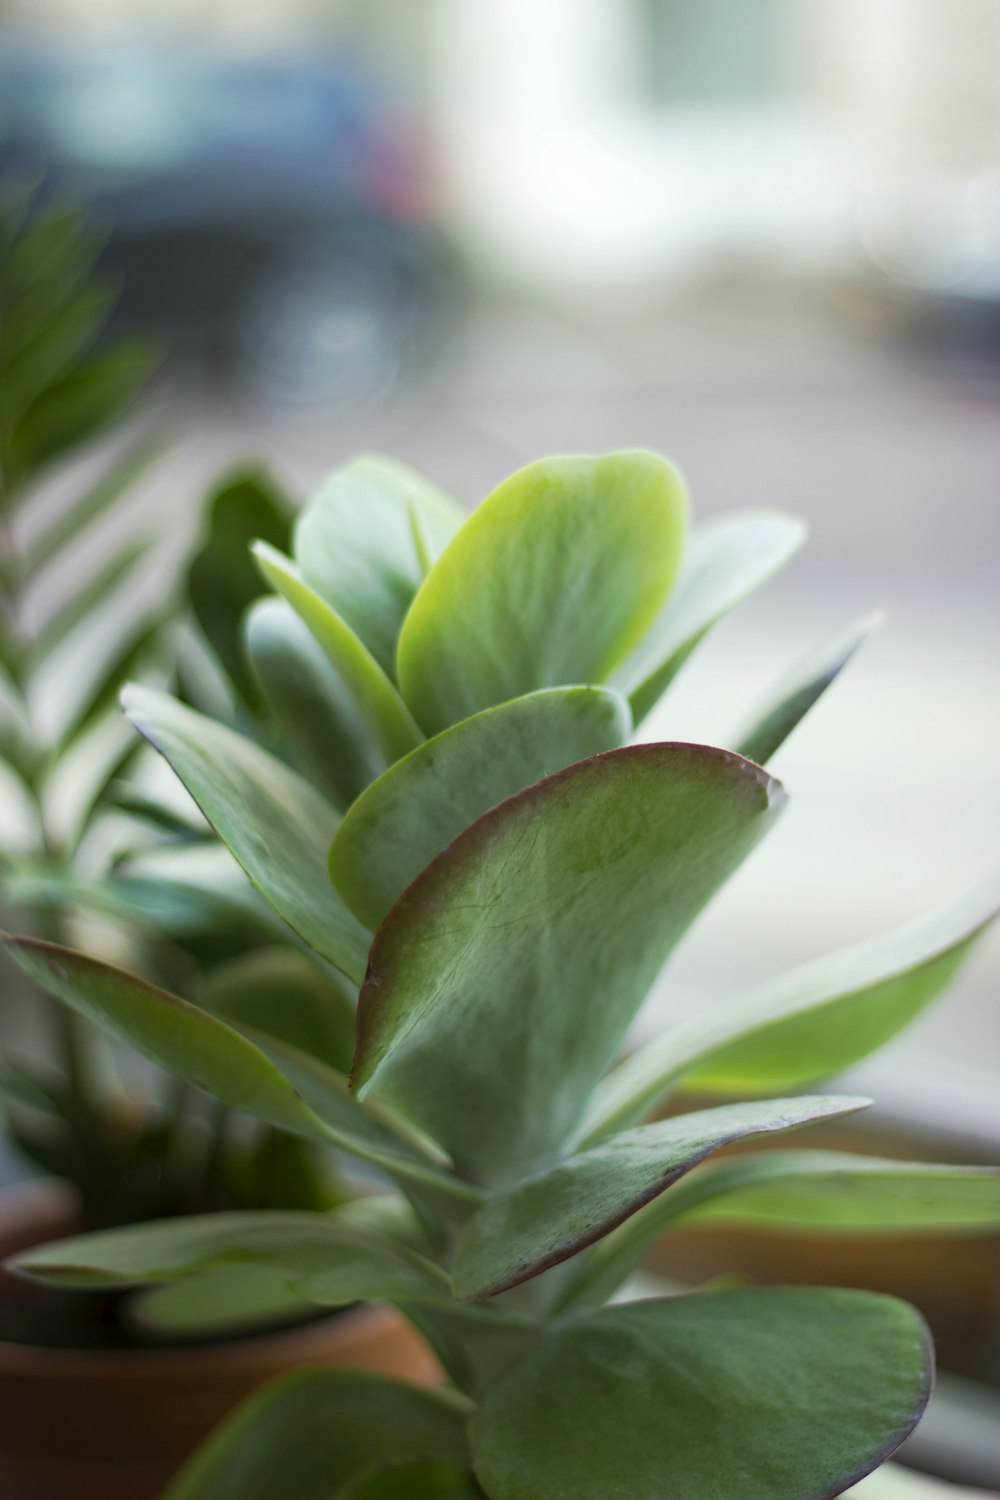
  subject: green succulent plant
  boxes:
[4,448,999,1498]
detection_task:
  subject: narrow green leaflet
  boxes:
[246,598,388,811]
[164,1369,471,1500]
[35,537,150,658]
[585,871,1000,1139]
[197,947,358,1076]
[3,340,160,493]
[396,451,688,735]
[254,543,423,763]
[187,467,293,707]
[13,1209,448,1308]
[23,438,163,573]
[354,744,784,1184]
[660,1151,1000,1233]
[452,1095,868,1301]
[470,1289,932,1500]
[122,684,371,982]
[330,686,632,929]
[615,511,806,724]
[294,454,464,678]
[735,611,882,765]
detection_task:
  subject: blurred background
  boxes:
[1,0,998,1480]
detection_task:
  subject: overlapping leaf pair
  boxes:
[5,450,999,1500]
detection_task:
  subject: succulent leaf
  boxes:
[197,947,358,1076]
[13,1209,448,1307]
[187,467,293,708]
[161,1369,471,1500]
[329,686,632,928]
[396,451,688,735]
[254,542,423,763]
[122,683,371,982]
[452,1094,869,1301]
[735,611,883,765]
[245,597,389,810]
[586,870,1000,1138]
[353,743,784,1183]
[469,1289,933,1500]
[294,453,464,678]
[616,511,806,724]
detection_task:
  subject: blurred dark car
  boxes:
[0,41,456,404]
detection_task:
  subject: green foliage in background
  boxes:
[6,445,999,1496]
[0,189,339,1230]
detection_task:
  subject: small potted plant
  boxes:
[5,447,998,1498]
[0,195,431,1500]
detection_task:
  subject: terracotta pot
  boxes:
[0,1179,438,1500]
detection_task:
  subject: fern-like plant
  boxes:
[0,191,338,1231]
[5,450,999,1497]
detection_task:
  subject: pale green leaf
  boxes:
[615,511,806,724]
[585,871,1000,1139]
[294,454,463,678]
[735,611,882,765]
[246,597,387,811]
[353,743,784,1184]
[122,684,371,982]
[0,937,335,1140]
[330,686,632,929]
[396,451,688,735]
[254,543,422,764]
[188,467,293,706]
[574,1152,1000,1307]
[163,1369,471,1500]
[132,1265,315,1338]
[0,935,464,1202]
[13,1209,448,1308]
[470,1289,932,1500]
[662,1150,1000,1234]
[197,947,358,1076]
[452,1095,868,1301]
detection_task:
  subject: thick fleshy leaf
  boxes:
[662,1150,1000,1234]
[1,937,333,1140]
[573,1152,1000,1308]
[585,871,1000,1139]
[187,468,293,707]
[452,1095,868,1300]
[294,454,464,678]
[246,598,387,810]
[122,684,371,982]
[132,1265,314,1338]
[163,1369,471,1500]
[470,1289,932,1500]
[13,1210,448,1307]
[329,686,632,929]
[197,947,358,1076]
[615,511,806,724]
[339,1459,483,1500]
[353,743,784,1184]
[254,543,422,763]
[396,451,688,735]
[735,612,882,765]
[0,936,461,1201]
